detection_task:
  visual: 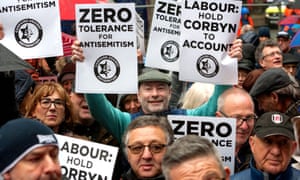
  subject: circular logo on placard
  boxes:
[160,40,179,62]
[94,55,120,83]
[196,54,219,78]
[14,18,43,48]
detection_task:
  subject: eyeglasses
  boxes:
[219,111,257,127]
[39,98,65,109]
[127,143,167,154]
[262,51,282,59]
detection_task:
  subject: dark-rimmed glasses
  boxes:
[40,98,65,109]
[127,143,167,155]
[219,111,257,127]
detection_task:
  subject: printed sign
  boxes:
[179,0,241,84]
[75,3,138,93]
[168,115,236,174]
[146,0,181,71]
[56,134,119,180]
[136,12,145,56]
[0,0,63,59]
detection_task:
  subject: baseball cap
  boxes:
[249,68,292,97]
[254,111,294,140]
[276,31,291,39]
[0,118,58,174]
[138,68,171,85]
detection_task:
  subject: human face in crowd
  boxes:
[237,69,249,88]
[3,145,61,180]
[255,93,281,113]
[283,63,298,77]
[126,126,167,178]
[259,36,269,43]
[31,91,65,131]
[217,92,255,150]
[249,135,297,175]
[259,46,283,70]
[167,156,230,180]
[277,37,290,53]
[70,92,94,124]
[123,94,141,113]
[138,82,171,114]
[62,79,73,95]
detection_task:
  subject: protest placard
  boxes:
[0,0,63,59]
[146,0,181,71]
[75,3,137,94]
[179,0,242,84]
[56,134,119,180]
[136,12,145,56]
[168,115,236,174]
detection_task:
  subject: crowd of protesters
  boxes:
[1,4,300,180]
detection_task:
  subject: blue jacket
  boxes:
[85,85,230,143]
[231,159,300,180]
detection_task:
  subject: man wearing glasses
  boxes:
[256,39,283,70]
[243,39,283,91]
[121,115,173,180]
[216,87,256,173]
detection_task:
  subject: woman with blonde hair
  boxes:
[180,82,215,109]
[25,81,75,134]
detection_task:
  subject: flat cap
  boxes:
[283,53,300,65]
[138,69,171,85]
[238,59,254,72]
[250,68,292,97]
[254,111,294,140]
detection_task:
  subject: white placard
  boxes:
[75,3,138,93]
[168,115,236,174]
[0,0,63,59]
[56,134,119,180]
[145,0,181,71]
[136,12,145,56]
[179,0,242,84]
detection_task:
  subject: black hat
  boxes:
[0,118,58,174]
[242,43,256,62]
[282,53,300,65]
[138,69,171,85]
[238,59,254,72]
[14,70,35,104]
[254,111,294,140]
[258,26,270,38]
[276,31,291,39]
[250,68,292,97]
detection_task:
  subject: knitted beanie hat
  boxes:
[0,118,58,174]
